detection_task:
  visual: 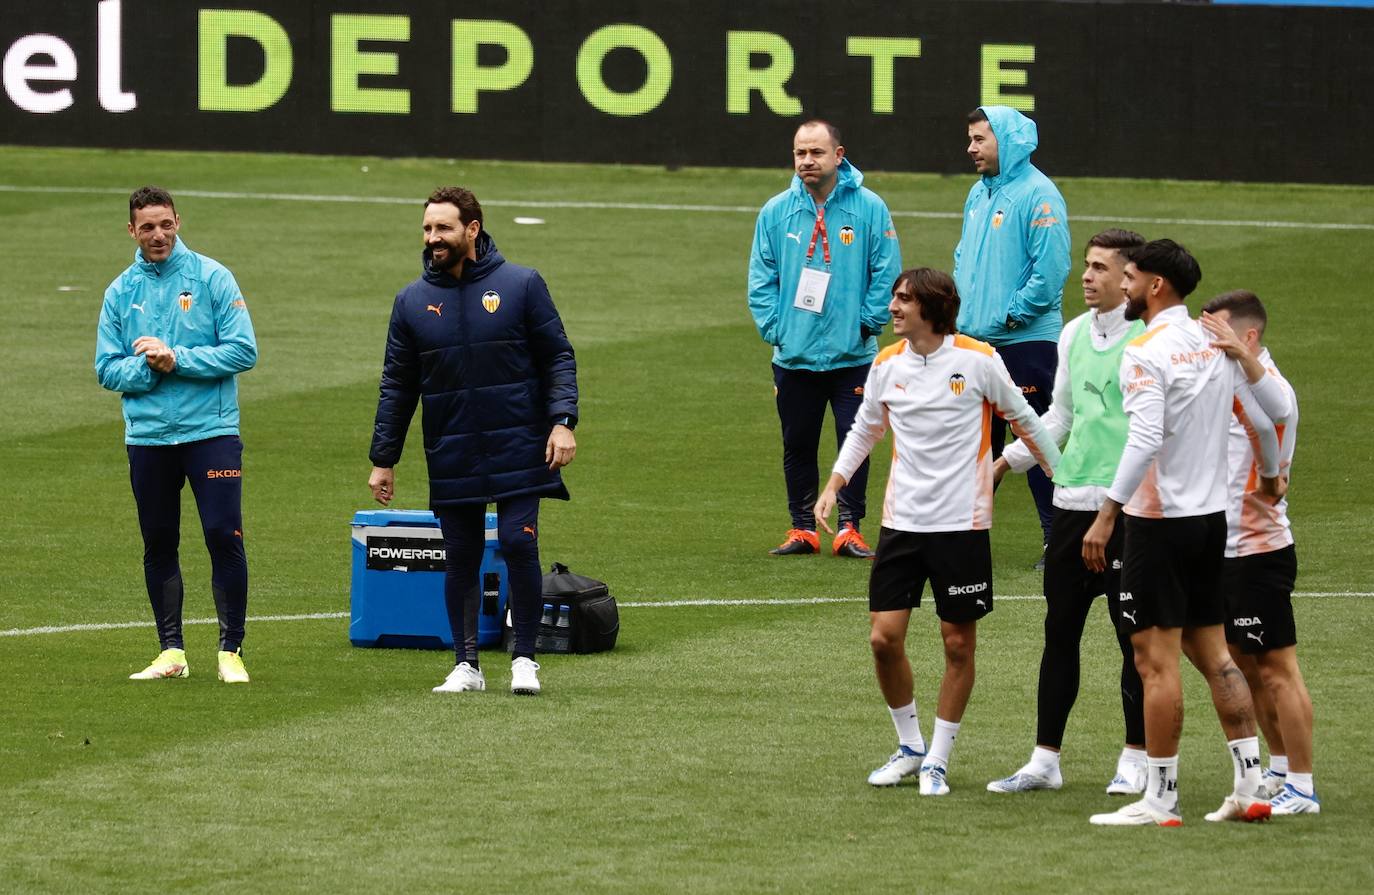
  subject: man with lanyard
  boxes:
[1201,290,1318,816]
[987,229,1149,796]
[1082,240,1290,826]
[748,120,902,558]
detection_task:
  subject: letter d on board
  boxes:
[199,9,293,112]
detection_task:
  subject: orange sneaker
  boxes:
[832,523,875,558]
[770,529,819,555]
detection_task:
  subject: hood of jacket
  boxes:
[789,157,864,205]
[978,106,1038,190]
[134,235,194,278]
[421,230,505,285]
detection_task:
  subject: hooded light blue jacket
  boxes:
[748,158,901,371]
[953,106,1071,347]
[95,238,257,445]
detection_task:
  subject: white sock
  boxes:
[1027,746,1060,775]
[887,702,926,753]
[1145,755,1180,811]
[1286,771,1314,796]
[927,717,960,769]
[1268,754,1289,775]
[1228,736,1263,793]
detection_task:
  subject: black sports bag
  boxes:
[504,563,619,654]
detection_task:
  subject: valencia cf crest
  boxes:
[949,373,967,396]
[481,291,501,313]
[839,225,855,246]
[992,211,1004,230]
[178,291,193,312]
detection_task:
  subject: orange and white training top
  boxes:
[1107,306,1290,519]
[1227,348,1297,558]
[833,334,1060,533]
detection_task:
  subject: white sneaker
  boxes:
[867,748,924,786]
[511,657,541,695]
[919,763,950,797]
[1269,783,1321,816]
[1204,793,1271,823]
[432,662,486,693]
[1106,763,1147,796]
[987,766,1062,793]
[1090,798,1183,826]
[1256,769,1288,799]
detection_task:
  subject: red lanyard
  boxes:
[806,206,830,265]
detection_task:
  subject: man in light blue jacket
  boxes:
[954,106,1071,561]
[749,120,902,558]
[96,186,258,684]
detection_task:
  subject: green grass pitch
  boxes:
[1,146,1372,892]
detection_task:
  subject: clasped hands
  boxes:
[134,336,177,373]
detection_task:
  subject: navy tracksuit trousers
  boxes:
[437,496,542,665]
[990,341,1057,543]
[772,363,870,531]
[127,435,248,652]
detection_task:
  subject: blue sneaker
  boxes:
[1256,768,1287,799]
[1106,762,1147,796]
[868,745,924,786]
[919,763,950,796]
[1270,783,1321,816]
[987,767,1062,793]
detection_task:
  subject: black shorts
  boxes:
[1117,512,1227,634]
[1223,545,1298,654]
[869,528,993,623]
[1045,508,1125,612]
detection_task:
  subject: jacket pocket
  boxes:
[123,394,161,437]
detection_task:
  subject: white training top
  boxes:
[833,334,1060,533]
[1226,347,1297,558]
[1004,304,1137,511]
[1107,305,1290,519]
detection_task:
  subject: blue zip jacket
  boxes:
[95,238,258,445]
[748,158,901,371]
[370,232,578,506]
[953,106,1071,347]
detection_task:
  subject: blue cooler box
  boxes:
[350,509,508,649]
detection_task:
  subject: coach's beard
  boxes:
[428,238,466,273]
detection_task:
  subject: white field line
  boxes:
[1,184,1371,232]
[1,592,1369,638]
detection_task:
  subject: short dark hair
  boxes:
[893,268,960,336]
[129,186,175,223]
[425,186,483,229]
[1087,228,1146,253]
[967,108,988,125]
[796,119,842,147]
[1127,238,1201,299]
[1201,290,1268,336]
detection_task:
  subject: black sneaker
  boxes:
[832,523,875,559]
[769,529,819,555]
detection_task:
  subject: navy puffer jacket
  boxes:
[370,232,578,506]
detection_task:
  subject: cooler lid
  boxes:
[351,509,439,527]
